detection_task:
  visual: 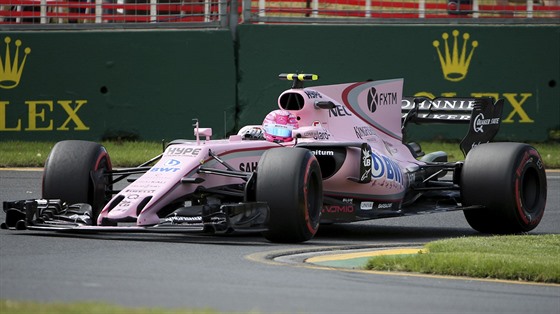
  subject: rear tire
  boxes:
[257,148,322,243]
[43,140,112,224]
[461,143,547,234]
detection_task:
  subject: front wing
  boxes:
[2,199,269,234]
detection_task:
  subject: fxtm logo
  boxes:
[433,30,478,82]
[0,36,31,89]
[367,87,398,113]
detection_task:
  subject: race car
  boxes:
[2,73,548,243]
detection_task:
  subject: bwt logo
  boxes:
[150,167,180,173]
[0,36,31,89]
[164,159,181,166]
[367,87,398,113]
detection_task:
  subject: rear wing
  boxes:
[401,96,505,156]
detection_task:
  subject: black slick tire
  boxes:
[461,142,547,234]
[42,140,112,224]
[256,148,322,243]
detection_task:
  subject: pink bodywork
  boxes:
[97,78,424,226]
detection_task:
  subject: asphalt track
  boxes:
[1,169,559,313]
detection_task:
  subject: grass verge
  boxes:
[0,300,218,314]
[364,234,560,283]
[0,141,559,168]
[0,141,165,168]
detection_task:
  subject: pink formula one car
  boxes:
[2,74,547,243]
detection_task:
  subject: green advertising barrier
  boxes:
[1,25,558,142]
[236,24,560,142]
[0,30,237,141]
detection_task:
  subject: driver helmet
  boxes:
[262,110,298,142]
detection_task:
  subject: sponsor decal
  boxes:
[370,152,404,186]
[401,97,473,121]
[367,87,398,113]
[415,113,471,121]
[354,126,376,140]
[405,92,534,124]
[302,129,331,140]
[328,104,353,118]
[359,202,394,210]
[239,161,258,172]
[360,201,374,210]
[401,98,475,111]
[164,159,181,166]
[129,180,167,189]
[536,157,543,170]
[165,215,202,223]
[312,149,334,156]
[470,141,488,150]
[166,147,202,157]
[116,202,131,209]
[315,130,330,140]
[125,189,156,194]
[322,205,354,213]
[304,90,322,99]
[150,167,181,173]
[360,147,372,182]
[472,113,500,133]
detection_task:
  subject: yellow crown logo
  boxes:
[433,30,478,82]
[0,36,31,89]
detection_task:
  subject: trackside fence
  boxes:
[0,0,229,25]
[242,0,560,23]
[0,0,558,26]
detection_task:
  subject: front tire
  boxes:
[461,143,547,234]
[256,148,322,243]
[43,140,112,224]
